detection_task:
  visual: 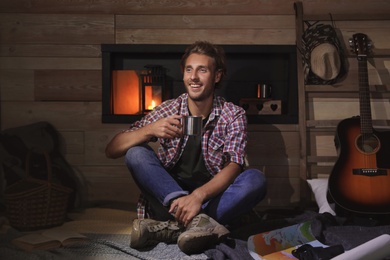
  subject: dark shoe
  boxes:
[130,218,184,249]
[177,213,230,255]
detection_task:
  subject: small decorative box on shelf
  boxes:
[239,98,282,115]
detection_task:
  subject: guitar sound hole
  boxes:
[356,134,380,153]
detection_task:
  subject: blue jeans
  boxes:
[125,144,267,225]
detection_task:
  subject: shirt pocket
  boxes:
[209,135,224,151]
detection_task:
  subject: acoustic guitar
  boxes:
[328,33,390,214]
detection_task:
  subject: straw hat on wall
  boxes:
[301,22,346,85]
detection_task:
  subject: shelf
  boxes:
[302,14,390,22]
[306,120,340,128]
[305,84,389,93]
[306,119,390,128]
[306,92,390,99]
[347,50,390,57]
[307,156,337,164]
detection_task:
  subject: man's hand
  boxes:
[105,114,183,158]
[169,191,204,226]
[149,114,183,139]
[168,162,242,226]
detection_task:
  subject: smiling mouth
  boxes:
[190,83,201,88]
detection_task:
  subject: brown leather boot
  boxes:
[130,218,184,249]
[177,213,230,255]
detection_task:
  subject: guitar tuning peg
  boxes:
[349,39,353,47]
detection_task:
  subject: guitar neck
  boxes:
[358,56,373,134]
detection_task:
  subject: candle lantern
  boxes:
[141,65,166,113]
[111,65,167,116]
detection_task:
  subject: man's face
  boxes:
[183,53,222,102]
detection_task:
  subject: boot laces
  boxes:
[147,220,183,242]
[187,214,214,232]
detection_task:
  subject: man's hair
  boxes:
[180,41,227,88]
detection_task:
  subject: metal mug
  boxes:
[182,116,202,136]
[260,84,272,99]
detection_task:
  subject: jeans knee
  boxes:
[243,168,267,199]
[125,144,154,169]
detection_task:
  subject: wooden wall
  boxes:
[1,0,389,211]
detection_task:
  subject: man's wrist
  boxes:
[192,189,207,203]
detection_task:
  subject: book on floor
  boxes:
[247,221,327,260]
[12,228,87,251]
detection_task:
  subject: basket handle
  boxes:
[25,150,53,183]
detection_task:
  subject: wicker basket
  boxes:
[5,151,73,231]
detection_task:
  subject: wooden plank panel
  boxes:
[0,44,102,57]
[303,14,390,22]
[250,165,300,179]
[247,124,298,132]
[344,58,390,86]
[0,69,34,101]
[0,0,297,15]
[63,128,127,166]
[337,20,390,29]
[0,14,115,44]
[315,135,337,157]
[246,131,300,166]
[302,1,390,16]
[1,101,112,130]
[307,91,390,100]
[64,154,85,166]
[311,98,390,120]
[60,130,84,155]
[78,165,140,204]
[33,128,125,166]
[84,130,122,166]
[1,0,388,16]
[309,165,332,178]
[306,84,390,93]
[35,70,101,101]
[115,28,295,45]
[255,177,301,208]
[0,57,101,70]
[116,15,295,29]
[86,181,138,204]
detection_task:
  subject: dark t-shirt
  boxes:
[170,118,211,191]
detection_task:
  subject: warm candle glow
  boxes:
[257,83,260,99]
[112,70,140,114]
[147,100,156,110]
[144,85,162,111]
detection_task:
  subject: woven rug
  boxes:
[0,207,225,260]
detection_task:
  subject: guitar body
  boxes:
[329,116,390,214]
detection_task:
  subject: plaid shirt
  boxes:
[127,93,248,218]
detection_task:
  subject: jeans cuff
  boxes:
[163,191,189,206]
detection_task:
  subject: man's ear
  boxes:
[215,69,222,83]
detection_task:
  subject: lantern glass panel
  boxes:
[144,85,162,111]
[112,70,141,114]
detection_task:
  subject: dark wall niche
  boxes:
[102,44,298,124]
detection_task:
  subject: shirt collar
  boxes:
[179,93,224,122]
